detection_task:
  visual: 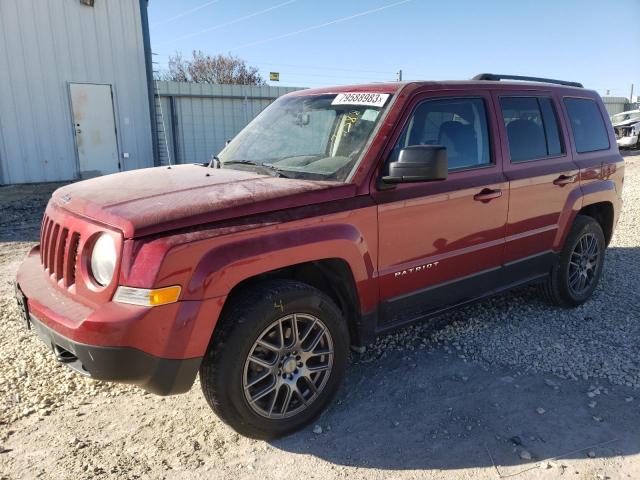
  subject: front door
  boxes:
[373,92,508,329]
[69,83,119,178]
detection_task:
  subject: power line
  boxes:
[151,0,223,28]
[244,59,395,76]
[156,0,300,47]
[226,0,412,51]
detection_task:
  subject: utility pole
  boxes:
[396,69,403,82]
[630,83,635,103]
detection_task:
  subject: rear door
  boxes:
[493,91,580,281]
[372,90,508,329]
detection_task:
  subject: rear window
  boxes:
[500,97,564,162]
[563,98,610,153]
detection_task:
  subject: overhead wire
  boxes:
[226,0,412,51]
[152,0,413,85]
[156,0,300,47]
[151,0,223,28]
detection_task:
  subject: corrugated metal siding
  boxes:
[602,97,629,116]
[0,0,153,184]
[155,81,303,165]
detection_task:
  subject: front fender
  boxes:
[125,205,380,313]
[188,223,377,308]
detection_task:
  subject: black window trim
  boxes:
[498,94,567,164]
[394,95,495,174]
[562,96,611,154]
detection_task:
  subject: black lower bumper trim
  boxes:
[29,314,201,396]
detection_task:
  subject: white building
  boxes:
[0,0,156,184]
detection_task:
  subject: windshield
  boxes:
[611,111,640,124]
[217,92,391,182]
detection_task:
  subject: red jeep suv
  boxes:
[16,74,623,438]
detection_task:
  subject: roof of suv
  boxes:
[290,79,592,97]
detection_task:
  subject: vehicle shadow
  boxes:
[271,246,640,472]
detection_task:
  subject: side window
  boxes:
[563,98,610,153]
[391,97,491,171]
[500,97,564,162]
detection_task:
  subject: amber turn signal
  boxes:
[114,285,181,307]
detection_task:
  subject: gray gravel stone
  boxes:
[519,449,532,460]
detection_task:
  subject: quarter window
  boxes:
[391,98,491,171]
[500,97,564,162]
[563,98,610,153]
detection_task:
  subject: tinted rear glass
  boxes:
[500,97,564,162]
[563,98,610,153]
[539,98,563,156]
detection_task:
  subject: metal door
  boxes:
[372,91,508,328]
[69,83,119,178]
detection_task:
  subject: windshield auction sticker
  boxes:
[332,92,390,108]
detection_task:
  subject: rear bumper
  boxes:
[28,312,201,395]
[616,134,638,147]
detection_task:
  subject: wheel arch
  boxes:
[578,201,614,246]
[555,181,619,251]
[219,258,366,347]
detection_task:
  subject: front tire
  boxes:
[542,215,606,307]
[199,280,349,439]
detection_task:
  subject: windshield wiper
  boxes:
[260,162,290,178]
[222,159,258,166]
[208,155,221,168]
[221,160,290,178]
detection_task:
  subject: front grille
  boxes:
[40,214,80,287]
[615,126,631,139]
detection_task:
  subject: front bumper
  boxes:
[616,134,639,147]
[27,311,201,395]
[16,247,226,395]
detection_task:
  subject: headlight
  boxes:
[90,233,116,286]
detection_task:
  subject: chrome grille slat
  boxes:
[42,217,53,268]
[55,228,69,281]
[48,224,60,274]
[65,232,80,287]
[39,214,47,264]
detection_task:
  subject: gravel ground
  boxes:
[0,152,638,479]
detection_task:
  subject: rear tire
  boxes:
[542,215,606,307]
[199,280,349,439]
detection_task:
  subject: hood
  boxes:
[52,165,355,238]
[612,118,640,127]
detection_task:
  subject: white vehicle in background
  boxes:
[611,110,640,149]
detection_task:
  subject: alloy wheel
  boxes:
[242,313,334,419]
[568,232,600,295]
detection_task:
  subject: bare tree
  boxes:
[157,51,266,85]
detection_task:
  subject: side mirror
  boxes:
[382,145,448,184]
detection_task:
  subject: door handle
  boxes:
[553,174,577,186]
[473,188,502,202]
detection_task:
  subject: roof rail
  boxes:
[472,73,583,88]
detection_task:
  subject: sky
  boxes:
[148,0,640,99]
